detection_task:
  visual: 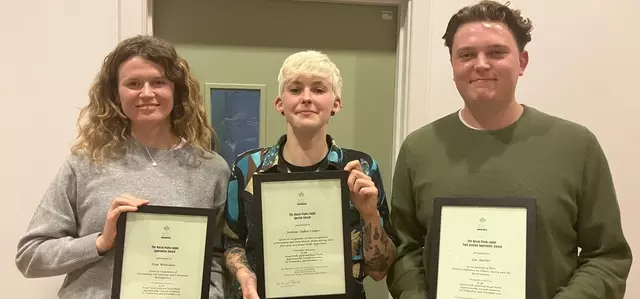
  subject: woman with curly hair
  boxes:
[15,35,229,299]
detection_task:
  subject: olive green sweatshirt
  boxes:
[386,105,632,299]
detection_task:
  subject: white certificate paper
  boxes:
[436,206,527,299]
[118,213,208,298]
[261,179,346,298]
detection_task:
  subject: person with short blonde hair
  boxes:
[222,50,397,299]
[15,35,230,299]
[277,50,344,100]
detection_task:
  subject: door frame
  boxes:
[117,0,417,172]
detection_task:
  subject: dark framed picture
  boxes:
[111,205,214,299]
[204,83,267,168]
[428,197,537,299]
[252,170,354,299]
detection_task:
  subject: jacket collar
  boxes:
[259,134,344,173]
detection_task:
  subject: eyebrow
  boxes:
[121,75,167,82]
[455,44,510,54]
[288,80,327,86]
[457,44,509,51]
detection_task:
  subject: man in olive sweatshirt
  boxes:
[386,1,632,299]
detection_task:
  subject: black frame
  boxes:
[252,170,354,299]
[428,197,537,299]
[111,205,214,299]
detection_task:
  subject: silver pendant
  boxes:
[152,162,157,167]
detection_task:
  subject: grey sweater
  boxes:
[15,140,230,299]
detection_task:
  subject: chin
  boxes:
[133,115,171,124]
[291,122,323,132]
[465,91,498,102]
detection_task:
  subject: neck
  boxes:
[461,100,523,130]
[282,127,328,167]
[131,122,179,149]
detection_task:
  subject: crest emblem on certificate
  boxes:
[161,224,173,239]
[476,217,488,231]
[297,191,307,206]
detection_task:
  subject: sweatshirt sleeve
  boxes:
[386,142,428,299]
[554,131,633,299]
[209,164,230,299]
[15,157,103,278]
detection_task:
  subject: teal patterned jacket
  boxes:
[222,134,394,298]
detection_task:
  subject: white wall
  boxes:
[0,1,119,297]
[2,0,638,298]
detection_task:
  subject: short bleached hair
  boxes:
[277,50,343,98]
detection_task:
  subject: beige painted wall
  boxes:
[0,1,120,297]
[2,0,639,298]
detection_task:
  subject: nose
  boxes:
[474,53,491,71]
[140,82,154,98]
[300,88,312,103]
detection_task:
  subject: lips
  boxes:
[470,79,497,83]
[136,104,160,107]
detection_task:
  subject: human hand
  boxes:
[96,194,149,254]
[344,160,379,220]
[237,268,260,299]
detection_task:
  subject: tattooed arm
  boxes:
[222,154,261,299]
[362,212,397,280]
[224,248,259,299]
[345,159,398,281]
[224,247,253,277]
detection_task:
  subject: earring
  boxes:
[281,111,285,116]
[330,111,335,116]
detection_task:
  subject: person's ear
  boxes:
[274,96,284,115]
[331,97,342,116]
[519,50,529,76]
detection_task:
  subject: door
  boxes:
[153,0,397,298]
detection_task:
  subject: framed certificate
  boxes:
[252,170,354,299]
[111,205,214,299]
[428,197,537,299]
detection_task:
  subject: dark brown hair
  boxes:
[442,0,533,54]
[72,35,217,162]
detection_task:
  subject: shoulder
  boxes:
[338,148,382,176]
[524,106,596,143]
[53,151,113,185]
[399,110,459,156]
[65,151,88,168]
[230,147,270,178]
[63,151,99,175]
[340,148,375,164]
[204,150,232,177]
[180,144,232,178]
[412,111,459,139]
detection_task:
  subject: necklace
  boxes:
[143,141,179,167]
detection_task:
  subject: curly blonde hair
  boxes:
[71,35,217,163]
